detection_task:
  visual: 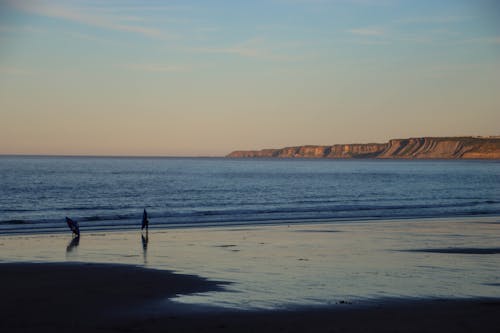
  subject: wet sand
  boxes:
[124,300,500,333]
[404,247,500,254]
[1,262,499,333]
[1,218,500,309]
[0,262,223,332]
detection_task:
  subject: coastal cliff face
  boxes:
[227,137,500,159]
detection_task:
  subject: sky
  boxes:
[0,0,499,156]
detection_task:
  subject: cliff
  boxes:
[227,137,500,159]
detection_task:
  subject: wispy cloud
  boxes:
[458,36,500,45]
[350,39,390,45]
[347,14,472,44]
[195,38,305,61]
[347,27,385,36]
[345,0,396,4]
[63,31,113,44]
[116,63,191,73]
[275,0,395,4]
[5,0,176,39]
[396,15,473,25]
[88,5,194,13]
[0,25,46,34]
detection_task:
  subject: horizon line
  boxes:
[2,136,498,159]
[0,153,225,158]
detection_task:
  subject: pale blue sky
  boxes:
[1,0,499,156]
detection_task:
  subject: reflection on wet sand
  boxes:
[66,235,80,253]
[1,217,499,310]
[141,231,149,264]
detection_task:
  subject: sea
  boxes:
[1,156,499,235]
[1,156,500,309]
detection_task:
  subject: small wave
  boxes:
[1,200,499,235]
[64,205,133,211]
[3,199,499,226]
[0,209,34,213]
[83,216,101,221]
[0,219,29,225]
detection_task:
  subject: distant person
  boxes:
[65,217,80,237]
[141,209,149,230]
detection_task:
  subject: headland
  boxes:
[227,136,500,159]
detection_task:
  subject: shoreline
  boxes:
[1,262,499,332]
[1,214,499,237]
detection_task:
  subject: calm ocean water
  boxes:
[0,156,499,234]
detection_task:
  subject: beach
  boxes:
[0,262,220,332]
[2,0,500,329]
[1,217,500,332]
[1,263,500,332]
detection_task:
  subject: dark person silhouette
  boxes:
[65,217,80,237]
[141,209,149,230]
